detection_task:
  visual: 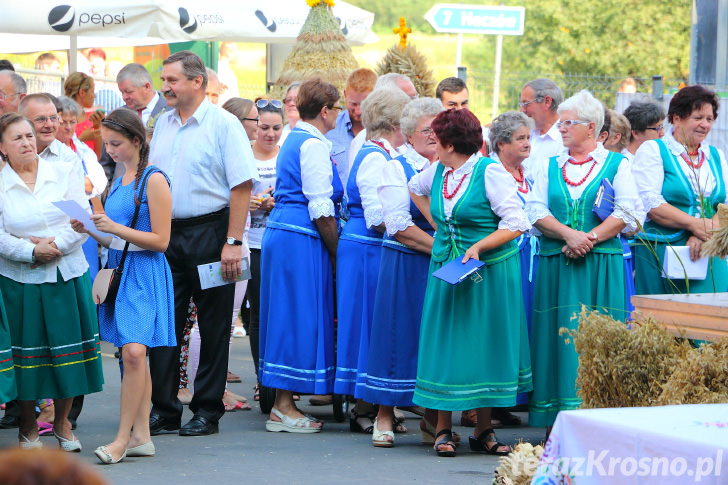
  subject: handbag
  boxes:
[92,168,156,305]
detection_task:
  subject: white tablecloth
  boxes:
[531,404,728,484]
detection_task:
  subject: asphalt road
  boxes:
[0,338,546,484]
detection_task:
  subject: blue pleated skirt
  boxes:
[623,237,635,317]
[334,236,382,396]
[517,235,538,406]
[259,226,335,394]
[363,245,429,406]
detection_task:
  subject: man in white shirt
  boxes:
[520,78,564,171]
[148,51,256,437]
[18,94,84,179]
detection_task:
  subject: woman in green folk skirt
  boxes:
[409,109,532,458]
[0,293,15,405]
[0,112,103,450]
[632,85,728,295]
[526,90,643,433]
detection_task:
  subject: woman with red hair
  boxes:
[409,109,532,457]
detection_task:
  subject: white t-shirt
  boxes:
[248,153,278,249]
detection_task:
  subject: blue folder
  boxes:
[592,178,615,221]
[432,258,485,285]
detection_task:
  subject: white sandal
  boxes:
[54,430,82,452]
[19,432,42,449]
[265,407,322,434]
[372,418,394,448]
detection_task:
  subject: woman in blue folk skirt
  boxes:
[259,79,343,434]
[359,96,439,447]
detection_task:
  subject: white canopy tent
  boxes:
[0,1,377,71]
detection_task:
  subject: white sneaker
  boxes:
[233,327,246,338]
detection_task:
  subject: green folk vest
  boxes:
[430,157,518,264]
[540,151,624,256]
[640,141,725,243]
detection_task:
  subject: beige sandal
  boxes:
[372,418,394,448]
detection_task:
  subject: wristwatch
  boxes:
[226,237,243,246]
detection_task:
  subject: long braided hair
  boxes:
[101,109,150,205]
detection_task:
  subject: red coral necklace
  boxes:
[562,156,597,187]
[442,170,468,199]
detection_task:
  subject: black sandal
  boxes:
[434,429,456,457]
[349,410,375,434]
[469,428,511,456]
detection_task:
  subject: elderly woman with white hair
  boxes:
[361,97,442,447]
[334,88,411,433]
[526,90,642,432]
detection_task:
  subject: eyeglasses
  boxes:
[256,99,282,109]
[283,97,296,105]
[416,127,435,137]
[644,125,665,133]
[0,91,19,101]
[32,115,60,124]
[327,105,344,112]
[519,97,542,108]
[242,117,259,124]
[60,119,78,127]
[556,119,590,129]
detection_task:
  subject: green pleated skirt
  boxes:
[0,287,16,403]
[0,271,104,400]
[529,252,626,428]
[413,253,532,411]
[634,240,728,295]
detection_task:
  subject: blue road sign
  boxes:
[425,4,525,36]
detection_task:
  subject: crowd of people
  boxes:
[0,49,725,464]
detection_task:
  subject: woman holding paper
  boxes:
[71,109,174,464]
[526,90,642,431]
[632,85,728,294]
[408,108,532,457]
[0,112,103,450]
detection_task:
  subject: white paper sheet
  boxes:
[197,258,252,290]
[52,200,111,238]
[662,245,708,280]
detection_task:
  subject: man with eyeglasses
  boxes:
[0,70,27,115]
[519,78,564,171]
[326,68,377,186]
[623,100,666,162]
[18,94,84,178]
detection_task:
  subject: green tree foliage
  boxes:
[350,0,690,78]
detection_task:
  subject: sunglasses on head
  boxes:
[256,99,282,109]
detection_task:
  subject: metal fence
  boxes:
[16,68,267,105]
[465,69,687,122]
[464,69,728,156]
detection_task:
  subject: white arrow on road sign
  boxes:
[425,4,525,36]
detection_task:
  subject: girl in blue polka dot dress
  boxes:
[71,108,174,464]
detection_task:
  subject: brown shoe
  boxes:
[460,409,477,427]
[227,371,242,383]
